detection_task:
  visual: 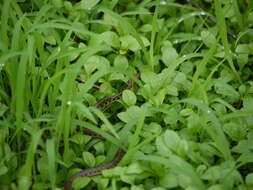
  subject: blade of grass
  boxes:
[189,43,217,103]
[46,138,56,189]
[214,0,241,82]
[0,0,11,49]
[232,0,244,30]
[14,49,28,145]
[149,1,159,71]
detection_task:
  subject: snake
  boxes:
[64,74,139,190]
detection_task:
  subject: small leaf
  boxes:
[207,185,223,190]
[0,103,8,116]
[126,162,143,174]
[161,41,178,66]
[78,0,100,10]
[201,166,221,181]
[223,122,247,142]
[114,55,128,71]
[152,88,166,106]
[214,80,240,98]
[141,71,157,84]
[246,173,253,185]
[100,31,120,48]
[117,106,142,123]
[159,173,178,188]
[82,151,95,167]
[163,130,181,152]
[0,164,8,175]
[130,185,145,190]
[180,108,193,116]
[201,30,217,48]
[123,90,137,106]
[120,35,141,52]
[72,177,90,190]
[166,85,178,96]
[243,97,253,110]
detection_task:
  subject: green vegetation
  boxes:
[1,0,253,189]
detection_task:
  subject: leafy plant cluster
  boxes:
[0,0,253,190]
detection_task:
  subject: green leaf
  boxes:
[100,31,120,48]
[232,139,253,154]
[214,80,240,98]
[201,30,217,48]
[118,106,142,123]
[78,0,100,10]
[163,130,181,152]
[161,41,178,66]
[0,103,8,116]
[82,151,95,167]
[126,162,143,174]
[72,177,90,190]
[0,164,8,176]
[114,55,128,71]
[166,85,178,96]
[243,97,253,110]
[159,173,178,188]
[120,34,141,52]
[123,90,137,106]
[222,122,247,142]
[151,88,166,106]
[246,173,253,185]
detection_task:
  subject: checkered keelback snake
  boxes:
[64,74,140,190]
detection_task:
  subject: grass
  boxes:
[1,0,253,190]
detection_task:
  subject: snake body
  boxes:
[64,149,125,190]
[64,75,139,190]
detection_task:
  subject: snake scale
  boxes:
[64,74,139,190]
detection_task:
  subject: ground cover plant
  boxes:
[0,0,253,189]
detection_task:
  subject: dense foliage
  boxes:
[0,0,253,189]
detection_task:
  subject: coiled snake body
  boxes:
[64,75,138,190]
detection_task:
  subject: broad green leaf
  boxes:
[114,55,128,71]
[126,162,143,174]
[123,90,137,106]
[82,151,95,167]
[166,85,178,96]
[0,164,8,175]
[141,71,157,84]
[72,177,90,190]
[0,103,8,116]
[130,185,145,190]
[152,88,166,106]
[180,109,193,116]
[232,139,253,154]
[243,97,253,110]
[100,31,120,48]
[214,80,240,98]
[120,34,141,52]
[222,122,247,142]
[246,173,253,185]
[207,185,223,190]
[163,130,181,152]
[201,30,217,48]
[161,41,178,66]
[118,106,142,123]
[159,173,178,188]
[78,0,100,10]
